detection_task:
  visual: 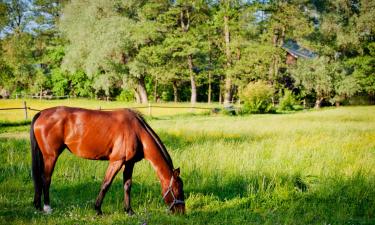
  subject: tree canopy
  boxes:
[0,0,374,108]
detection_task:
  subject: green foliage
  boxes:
[161,91,172,102]
[116,89,134,102]
[347,43,375,96]
[0,56,14,91]
[290,57,335,107]
[51,68,68,96]
[278,89,297,111]
[331,71,360,105]
[0,0,374,108]
[240,80,274,114]
[69,71,94,97]
[0,2,8,30]
[1,32,36,92]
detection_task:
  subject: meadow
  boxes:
[0,100,374,224]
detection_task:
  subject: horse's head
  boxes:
[163,168,185,214]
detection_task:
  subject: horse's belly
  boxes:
[65,140,112,160]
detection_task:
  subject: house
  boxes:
[282,40,317,65]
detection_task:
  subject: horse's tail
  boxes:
[30,112,43,209]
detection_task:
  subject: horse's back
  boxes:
[33,106,142,161]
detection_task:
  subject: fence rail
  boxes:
[0,101,228,120]
[15,94,70,100]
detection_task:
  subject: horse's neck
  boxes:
[143,142,173,191]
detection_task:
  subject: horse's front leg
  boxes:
[94,160,123,215]
[123,162,135,215]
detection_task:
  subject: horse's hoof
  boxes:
[126,208,135,216]
[43,205,53,214]
[95,209,103,216]
[33,200,42,210]
[95,208,103,216]
[94,204,103,215]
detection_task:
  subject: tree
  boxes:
[1,0,33,34]
[309,0,374,104]
[290,57,335,108]
[0,0,37,94]
[1,31,35,93]
[0,2,9,30]
[347,43,375,96]
[61,0,175,103]
[156,0,210,104]
[216,0,241,105]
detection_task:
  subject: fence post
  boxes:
[148,102,152,117]
[190,103,195,113]
[23,101,28,120]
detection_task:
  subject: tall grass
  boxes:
[0,106,374,224]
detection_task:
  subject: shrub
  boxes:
[240,80,274,114]
[279,89,297,111]
[116,89,134,102]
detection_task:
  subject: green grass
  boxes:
[1,106,375,224]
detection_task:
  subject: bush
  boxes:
[278,89,297,111]
[240,80,274,114]
[116,89,134,102]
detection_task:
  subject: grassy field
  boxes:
[0,102,375,224]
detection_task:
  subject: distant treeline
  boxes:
[0,0,374,108]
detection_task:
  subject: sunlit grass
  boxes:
[0,106,374,224]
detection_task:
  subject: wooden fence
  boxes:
[0,101,223,120]
[0,101,40,120]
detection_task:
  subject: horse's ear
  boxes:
[173,168,180,177]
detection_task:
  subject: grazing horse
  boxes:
[30,106,185,215]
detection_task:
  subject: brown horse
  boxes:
[30,106,185,215]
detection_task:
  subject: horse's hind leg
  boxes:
[123,162,134,215]
[42,155,59,214]
[94,160,123,215]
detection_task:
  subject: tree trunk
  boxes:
[223,14,232,105]
[188,55,197,104]
[208,40,213,104]
[269,28,281,84]
[314,97,324,109]
[137,76,148,104]
[134,89,141,103]
[224,78,232,105]
[172,81,178,103]
[208,71,212,104]
[181,7,196,105]
[219,75,223,105]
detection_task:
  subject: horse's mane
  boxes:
[130,109,174,170]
